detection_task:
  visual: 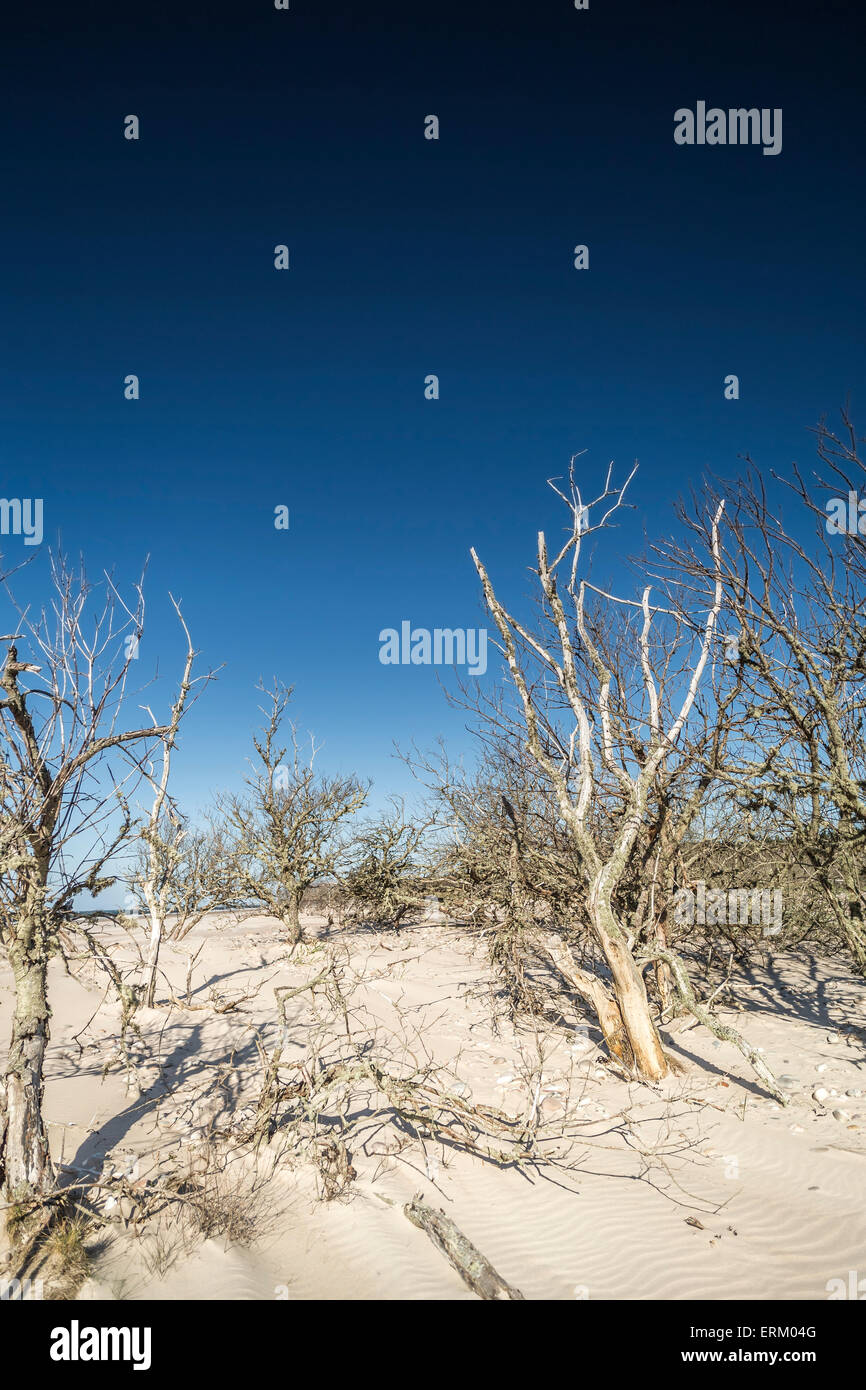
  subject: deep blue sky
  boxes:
[1,0,864,830]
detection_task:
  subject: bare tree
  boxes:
[0,558,200,1204]
[339,799,436,929]
[124,813,235,1007]
[660,411,866,972]
[219,682,368,945]
[575,609,749,1013]
[161,821,238,941]
[469,461,725,1079]
[407,727,582,1024]
[130,597,215,1007]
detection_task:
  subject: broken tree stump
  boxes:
[403,1196,525,1300]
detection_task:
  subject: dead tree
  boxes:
[409,732,580,1019]
[161,822,238,942]
[124,814,236,1007]
[339,799,436,929]
[660,411,866,972]
[470,460,725,1080]
[581,613,749,1013]
[219,682,368,944]
[131,597,215,1007]
[0,558,201,1205]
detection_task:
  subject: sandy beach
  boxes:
[4,911,862,1302]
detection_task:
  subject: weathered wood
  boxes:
[404,1196,525,1300]
[638,946,789,1104]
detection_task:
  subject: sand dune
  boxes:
[2,914,863,1301]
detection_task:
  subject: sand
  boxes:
[1,912,864,1301]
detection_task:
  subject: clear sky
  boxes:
[1,0,864,845]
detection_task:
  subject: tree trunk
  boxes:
[838,860,866,974]
[546,943,633,1069]
[654,925,674,1016]
[654,872,675,1015]
[588,980,634,1068]
[283,886,303,944]
[143,913,162,1008]
[589,892,670,1080]
[1,944,54,1202]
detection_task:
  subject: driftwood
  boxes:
[404,1196,525,1300]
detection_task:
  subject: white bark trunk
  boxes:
[2,950,54,1200]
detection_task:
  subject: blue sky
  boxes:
[1,0,864,847]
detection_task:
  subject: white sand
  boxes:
[2,913,864,1300]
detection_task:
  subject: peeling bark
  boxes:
[588,887,670,1079]
[546,942,633,1070]
[2,942,54,1200]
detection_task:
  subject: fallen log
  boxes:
[403,1196,525,1300]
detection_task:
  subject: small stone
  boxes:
[540,1096,566,1120]
[816,1063,828,1073]
[827,1033,839,1043]
[812,1088,829,1103]
[832,1109,851,1122]
[789,1123,804,1133]
[495,1074,514,1085]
